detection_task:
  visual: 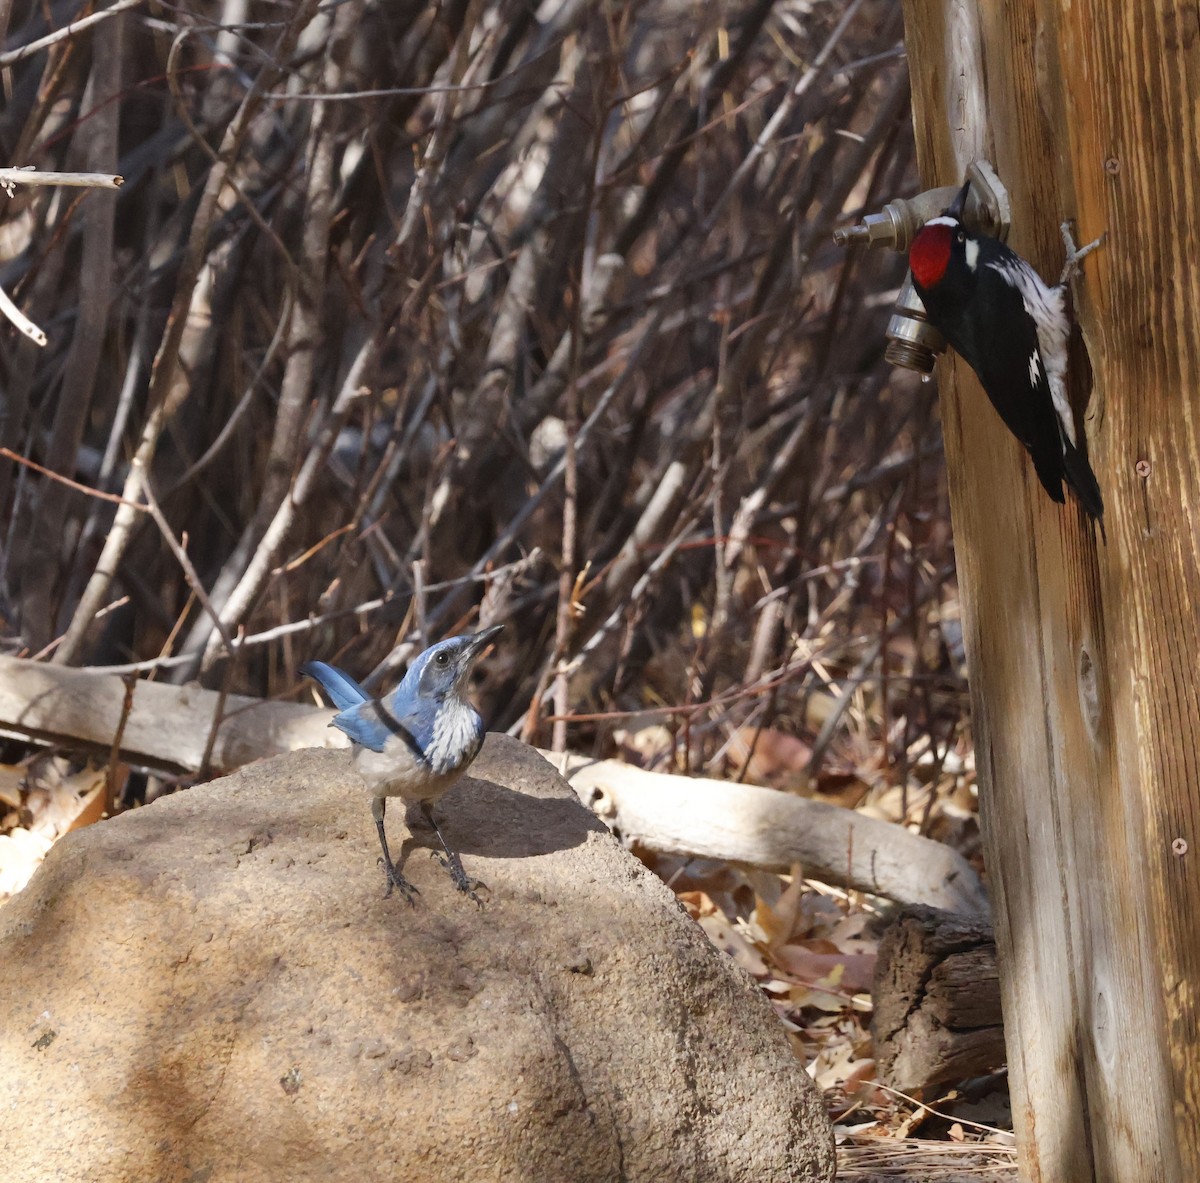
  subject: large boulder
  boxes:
[0,736,834,1182]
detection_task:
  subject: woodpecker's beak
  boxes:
[947,179,971,220]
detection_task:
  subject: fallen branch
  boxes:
[0,654,985,915]
[0,655,341,775]
[545,751,989,916]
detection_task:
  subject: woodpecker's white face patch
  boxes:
[964,237,980,272]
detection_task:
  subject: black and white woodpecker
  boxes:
[908,180,1105,527]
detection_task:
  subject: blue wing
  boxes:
[300,660,369,710]
[303,661,434,758]
[332,696,435,758]
[329,702,397,753]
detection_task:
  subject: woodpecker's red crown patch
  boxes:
[910,223,953,288]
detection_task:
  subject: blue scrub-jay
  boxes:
[301,625,502,905]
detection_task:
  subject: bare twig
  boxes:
[0,283,45,345]
[0,0,146,67]
[0,448,142,508]
[0,168,122,190]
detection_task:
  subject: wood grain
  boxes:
[901,0,1200,1178]
[872,905,1004,1095]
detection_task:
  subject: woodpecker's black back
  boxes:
[909,183,1104,525]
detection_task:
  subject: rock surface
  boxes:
[0,735,834,1182]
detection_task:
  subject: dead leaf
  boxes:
[27,763,106,838]
[0,764,24,809]
[614,720,675,766]
[811,1035,877,1092]
[774,945,877,992]
[752,870,808,949]
[726,727,812,793]
[696,914,768,977]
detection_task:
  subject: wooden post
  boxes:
[900,2,1200,1179]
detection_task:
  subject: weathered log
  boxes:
[550,752,989,916]
[0,655,989,915]
[872,905,1003,1095]
[0,655,341,774]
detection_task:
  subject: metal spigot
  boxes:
[835,161,1011,373]
[885,275,943,373]
[835,161,1011,252]
[832,188,960,253]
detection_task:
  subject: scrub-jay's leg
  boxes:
[421,800,483,907]
[373,796,418,905]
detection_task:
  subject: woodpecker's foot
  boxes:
[431,849,484,907]
[379,857,419,906]
[1059,223,1107,284]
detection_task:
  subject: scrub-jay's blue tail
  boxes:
[301,625,502,905]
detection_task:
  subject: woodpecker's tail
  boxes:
[1030,442,1067,506]
[1061,437,1106,531]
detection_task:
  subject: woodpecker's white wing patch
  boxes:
[985,255,1076,447]
[1028,350,1042,385]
